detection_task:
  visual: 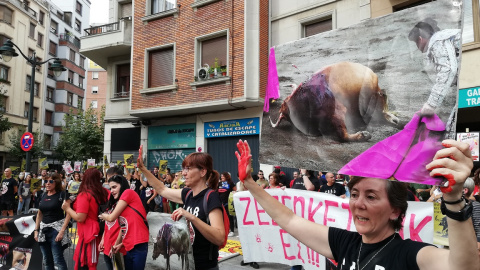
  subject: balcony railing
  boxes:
[84,22,119,36]
[23,3,37,18]
[59,33,81,49]
[113,91,129,98]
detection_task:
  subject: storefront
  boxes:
[205,117,260,180]
[111,127,141,163]
[147,124,196,173]
[457,86,480,168]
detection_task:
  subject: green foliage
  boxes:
[54,104,105,162]
[7,130,45,162]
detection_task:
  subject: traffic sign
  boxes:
[20,132,34,152]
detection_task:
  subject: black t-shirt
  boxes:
[291,176,320,191]
[181,188,223,270]
[328,227,432,270]
[39,192,66,224]
[218,181,234,204]
[320,183,346,197]
[144,184,155,199]
[129,178,142,195]
[1,177,18,203]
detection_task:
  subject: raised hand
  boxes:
[235,140,252,182]
[137,145,145,169]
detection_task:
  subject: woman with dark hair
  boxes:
[219,172,236,236]
[18,173,33,214]
[267,173,281,189]
[138,146,224,270]
[35,173,71,270]
[99,174,149,270]
[236,139,478,270]
[62,168,109,270]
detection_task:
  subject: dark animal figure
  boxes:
[152,223,190,270]
[439,216,448,236]
[271,62,399,142]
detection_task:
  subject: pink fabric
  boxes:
[339,112,446,185]
[264,47,280,112]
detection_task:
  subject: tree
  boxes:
[54,104,105,162]
[0,85,13,134]
[7,130,45,162]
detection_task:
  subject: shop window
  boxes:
[148,47,173,88]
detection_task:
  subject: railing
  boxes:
[113,91,129,98]
[59,33,81,49]
[22,3,37,18]
[84,22,119,36]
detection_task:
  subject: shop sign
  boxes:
[148,124,196,149]
[459,87,480,108]
[204,117,260,138]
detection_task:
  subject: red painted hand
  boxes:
[235,140,252,182]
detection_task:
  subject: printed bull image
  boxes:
[147,212,195,270]
[270,62,399,142]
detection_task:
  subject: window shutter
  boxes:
[201,35,227,68]
[121,3,132,17]
[305,19,332,37]
[149,48,173,88]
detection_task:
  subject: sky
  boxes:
[90,0,109,24]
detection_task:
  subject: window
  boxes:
[0,35,10,47]
[44,134,52,149]
[0,65,9,82]
[91,100,98,108]
[303,18,332,38]
[80,56,85,67]
[46,87,54,102]
[47,63,54,78]
[49,41,57,56]
[24,104,38,121]
[45,110,53,125]
[68,70,74,83]
[35,57,42,72]
[393,0,435,11]
[76,1,82,15]
[34,82,40,97]
[151,0,175,14]
[25,75,31,91]
[33,108,38,122]
[0,97,7,113]
[148,48,173,88]
[0,6,13,25]
[79,76,84,87]
[69,49,75,62]
[199,34,227,73]
[29,23,36,38]
[67,93,73,106]
[39,11,45,25]
[50,20,58,35]
[92,71,99,79]
[78,97,83,109]
[24,103,29,118]
[121,2,132,17]
[92,86,98,94]
[37,33,43,47]
[28,48,34,58]
[463,0,480,45]
[75,18,81,32]
[116,63,130,97]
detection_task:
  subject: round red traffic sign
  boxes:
[20,132,34,151]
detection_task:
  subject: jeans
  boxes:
[291,266,302,270]
[124,242,148,270]
[38,227,68,270]
[104,254,113,270]
[17,196,31,215]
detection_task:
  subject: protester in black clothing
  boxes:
[291,169,320,191]
[320,172,346,198]
[1,168,18,216]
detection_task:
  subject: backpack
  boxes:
[86,191,109,237]
[185,188,229,249]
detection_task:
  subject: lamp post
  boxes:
[0,40,65,173]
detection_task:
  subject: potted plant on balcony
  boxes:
[208,67,216,78]
[220,67,227,77]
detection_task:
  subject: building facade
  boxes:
[85,59,107,116]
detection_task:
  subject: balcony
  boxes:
[80,18,132,68]
[59,33,81,49]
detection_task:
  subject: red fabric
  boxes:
[104,193,126,256]
[290,179,295,188]
[73,192,102,269]
[474,185,479,196]
[119,189,149,251]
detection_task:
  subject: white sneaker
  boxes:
[228,231,234,237]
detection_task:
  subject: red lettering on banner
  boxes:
[323,200,339,225]
[272,196,279,226]
[409,214,432,242]
[282,196,292,207]
[279,229,295,260]
[293,196,305,218]
[297,241,305,264]
[0,235,12,242]
[240,197,254,225]
[306,246,321,267]
[308,198,323,222]
[341,202,353,231]
[255,199,270,225]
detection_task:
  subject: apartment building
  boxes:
[82,0,269,176]
[0,0,49,168]
[85,59,107,116]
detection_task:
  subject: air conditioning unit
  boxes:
[197,64,209,80]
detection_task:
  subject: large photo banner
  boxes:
[260,0,463,184]
[234,189,433,270]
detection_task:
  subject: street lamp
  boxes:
[0,39,66,173]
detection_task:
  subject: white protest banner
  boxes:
[234,189,433,270]
[457,132,479,161]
